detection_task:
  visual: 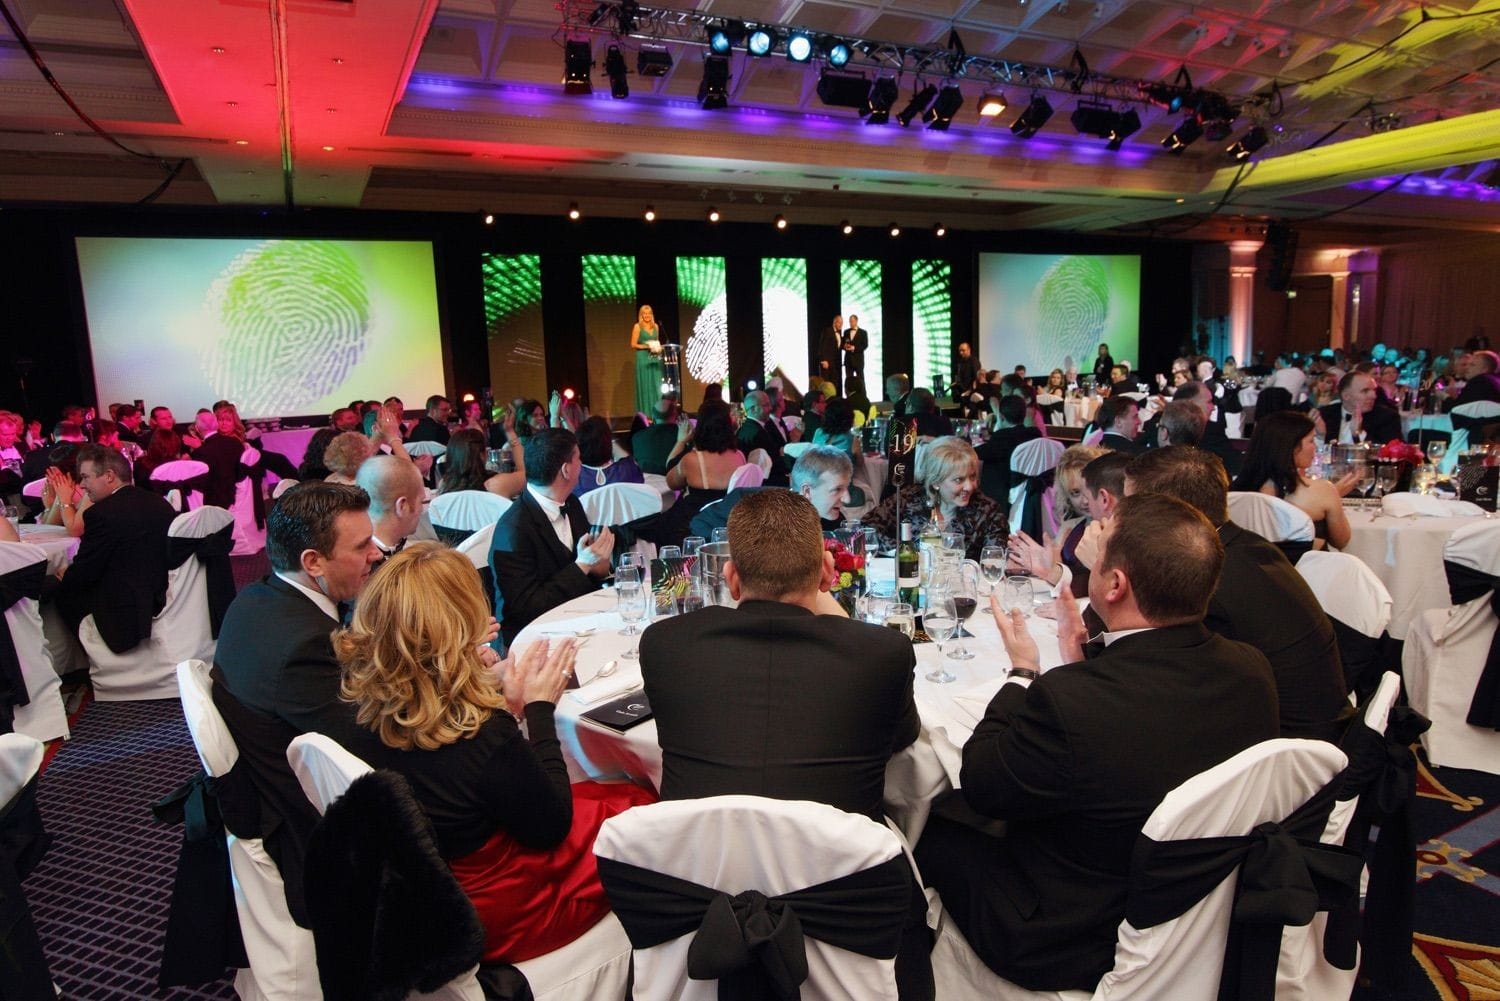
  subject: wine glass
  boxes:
[1377,463,1400,500]
[923,592,959,683]
[711,527,729,545]
[1427,440,1448,468]
[617,584,648,658]
[883,602,915,640]
[679,579,708,614]
[1356,466,1376,511]
[979,545,1008,592]
[1002,575,1033,617]
[615,566,641,635]
[946,569,978,660]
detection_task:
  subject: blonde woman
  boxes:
[333,543,654,963]
[863,435,1007,561]
[321,431,373,485]
[631,303,664,414]
[1010,444,1110,597]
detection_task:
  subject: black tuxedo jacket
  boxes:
[490,489,600,646]
[1454,372,1500,407]
[735,418,789,486]
[55,485,177,653]
[1210,522,1350,741]
[817,327,843,391]
[841,327,868,374]
[641,600,919,820]
[956,623,1279,990]
[975,426,1040,505]
[195,433,251,509]
[1319,402,1402,446]
[213,574,356,924]
[1099,431,1144,455]
[408,415,451,446]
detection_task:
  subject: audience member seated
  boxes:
[1321,371,1402,445]
[194,404,255,508]
[886,373,913,416]
[1155,399,1207,447]
[906,388,955,439]
[974,396,1040,506]
[1094,395,1143,454]
[689,444,854,540]
[573,416,643,498]
[21,421,85,488]
[630,398,679,475]
[0,411,26,496]
[864,436,1008,562]
[658,402,746,546]
[1232,410,1357,550]
[1127,446,1350,740]
[408,394,453,446]
[1453,349,1500,407]
[438,427,525,500]
[735,390,791,486]
[490,428,615,648]
[640,488,931,999]
[510,399,548,443]
[213,481,381,924]
[298,427,338,481]
[329,407,361,433]
[54,444,177,655]
[39,465,88,538]
[1012,450,1127,608]
[331,544,653,963]
[811,396,860,455]
[321,431,373,486]
[356,454,427,569]
[916,493,1279,994]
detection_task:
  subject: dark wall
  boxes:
[0,204,1195,421]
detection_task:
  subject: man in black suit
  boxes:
[407,394,453,446]
[689,445,854,539]
[735,390,789,486]
[213,481,382,924]
[490,427,614,647]
[907,388,954,438]
[1453,349,1500,407]
[817,314,844,396]
[916,493,1279,993]
[631,398,679,475]
[885,373,913,417]
[54,444,177,654]
[1320,371,1401,446]
[1126,446,1350,741]
[1094,395,1143,454]
[842,315,869,395]
[976,396,1040,507]
[194,404,254,509]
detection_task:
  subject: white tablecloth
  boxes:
[18,523,79,575]
[512,581,1066,842]
[1064,397,1100,429]
[1340,506,1484,639]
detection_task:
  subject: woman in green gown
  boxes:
[631,304,664,415]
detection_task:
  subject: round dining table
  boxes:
[1340,505,1487,639]
[511,566,1066,844]
[18,523,80,575]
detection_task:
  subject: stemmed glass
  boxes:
[1427,440,1448,467]
[883,602,915,639]
[615,566,643,636]
[711,527,729,545]
[616,576,648,659]
[941,530,964,554]
[922,590,959,683]
[946,568,978,659]
[1356,466,1376,511]
[979,544,1008,595]
[679,578,709,614]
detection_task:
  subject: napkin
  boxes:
[567,676,643,707]
[1380,493,1484,518]
[948,678,1008,730]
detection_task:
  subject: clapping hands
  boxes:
[498,637,578,713]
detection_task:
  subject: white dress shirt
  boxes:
[274,571,340,622]
[528,483,573,551]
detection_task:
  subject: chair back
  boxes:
[20,478,43,499]
[1442,401,1500,471]
[745,448,773,476]
[0,732,43,805]
[1226,491,1315,543]
[583,482,661,526]
[176,659,239,777]
[782,441,813,462]
[1295,550,1392,639]
[1446,518,1500,579]
[1097,739,1348,1001]
[455,522,496,570]
[1010,437,1065,478]
[152,460,211,510]
[271,478,299,500]
[430,490,512,535]
[726,463,765,490]
[404,440,448,459]
[1009,438,1065,538]
[287,732,375,815]
[0,542,67,743]
[594,794,906,1001]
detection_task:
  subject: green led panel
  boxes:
[761,257,808,385]
[840,259,883,393]
[913,260,952,392]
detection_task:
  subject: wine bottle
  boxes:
[897,522,920,608]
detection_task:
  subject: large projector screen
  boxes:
[976,253,1141,378]
[76,237,445,419]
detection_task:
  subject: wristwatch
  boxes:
[1007,667,1040,683]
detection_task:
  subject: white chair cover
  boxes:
[726,464,765,490]
[176,659,321,1001]
[151,460,210,510]
[404,441,448,459]
[1403,520,1500,773]
[455,523,496,570]
[20,479,43,500]
[85,506,235,702]
[594,794,905,1001]
[430,490,512,535]
[1295,550,1393,638]
[1009,439,1066,538]
[582,482,661,526]
[1442,401,1500,472]
[1226,492,1315,544]
[746,448,774,476]
[0,732,43,805]
[229,474,266,556]
[930,739,1348,1001]
[1035,393,1063,406]
[1224,412,1243,439]
[782,441,813,461]
[1239,387,1260,409]
[271,478,299,500]
[0,543,68,742]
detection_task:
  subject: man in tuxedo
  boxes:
[194,404,254,509]
[976,395,1039,506]
[1126,446,1350,741]
[1155,399,1206,447]
[916,493,1278,993]
[1095,396,1143,454]
[735,390,790,486]
[689,444,854,539]
[20,421,85,487]
[213,481,382,924]
[1453,349,1500,407]
[490,427,614,647]
[885,373,913,417]
[818,315,844,396]
[842,315,869,395]
[407,394,453,446]
[356,453,425,568]
[54,444,177,654]
[113,404,149,447]
[1320,371,1401,446]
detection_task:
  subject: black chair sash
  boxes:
[596,853,911,1001]
[1125,781,1362,1001]
[1017,467,1056,541]
[153,473,210,513]
[151,768,255,986]
[1450,410,1500,441]
[0,558,45,732]
[0,773,54,1000]
[1335,703,1430,991]
[1444,559,1500,729]
[168,524,236,638]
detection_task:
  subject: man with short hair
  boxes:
[907,388,955,438]
[1094,396,1142,454]
[1157,399,1207,446]
[1454,349,1500,406]
[114,404,148,446]
[490,428,614,647]
[842,315,869,395]
[688,444,853,540]
[193,403,256,509]
[54,444,177,654]
[355,454,426,567]
[408,394,453,445]
[736,390,789,486]
[631,398,680,475]
[818,315,844,396]
[214,481,382,924]
[886,373,913,416]
[329,407,361,433]
[975,395,1040,506]
[1320,371,1401,445]
[1126,446,1349,741]
[21,421,85,487]
[916,493,1278,993]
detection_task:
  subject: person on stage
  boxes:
[842,315,869,397]
[631,304,665,415]
[818,315,844,396]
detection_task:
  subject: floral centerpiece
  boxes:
[1376,440,1424,493]
[824,537,866,615]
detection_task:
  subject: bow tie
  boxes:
[378,538,406,559]
[336,600,354,625]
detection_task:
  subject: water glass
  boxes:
[617,585,648,658]
[1002,575,1034,616]
[860,590,894,626]
[884,602,915,640]
[658,545,682,560]
[1427,440,1448,466]
[941,530,965,554]
[923,592,959,684]
[711,527,730,545]
[682,536,705,557]
[615,567,641,633]
[979,545,1008,591]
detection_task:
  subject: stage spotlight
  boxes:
[1070,101,1117,138]
[644,205,656,222]
[787,33,813,62]
[896,84,937,127]
[978,91,1007,118]
[604,45,629,99]
[747,28,774,57]
[567,203,581,220]
[1162,116,1204,153]
[924,85,964,130]
[707,206,721,222]
[817,70,871,109]
[865,76,899,124]
[840,220,854,235]
[709,19,745,54]
[483,213,494,225]
[1226,125,1268,161]
[1010,94,1054,138]
[562,39,592,95]
[637,45,673,77]
[745,379,759,392]
[889,223,901,237]
[934,223,947,237]
[1107,109,1141,149]
[827,39,851,67]
[774,214,788,230]
[709,30,731,53]
[698,55,730,109]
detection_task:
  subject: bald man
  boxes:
[355,454,426,566]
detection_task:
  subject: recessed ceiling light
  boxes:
[707,207,721,222]
[483,213,494,225]
[889,223,901,237]
[321,145,335,151]
[211,46,226,54]
[568,203,581,220]
[51,131,65,136]
[332,57,344,64]
[226,101,238,107]
[841,220,853,235]
[774,214,788,230]
[234,139,249,145]
[934,223,947,237]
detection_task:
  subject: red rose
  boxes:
[834,552,855,572]
[852,555,865,570]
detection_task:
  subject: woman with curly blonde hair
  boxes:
[333,542,654,963]
[862,435,1008,561]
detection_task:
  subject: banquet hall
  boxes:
[2,0,1500,999]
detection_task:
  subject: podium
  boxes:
[659,343,682,398]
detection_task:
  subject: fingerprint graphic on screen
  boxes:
[1034,256,1110,364]
[202,240,370,415]
[686,293,729,384]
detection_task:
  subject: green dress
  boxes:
[635,324,664,415]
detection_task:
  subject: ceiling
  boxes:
[2,0,1500,245]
